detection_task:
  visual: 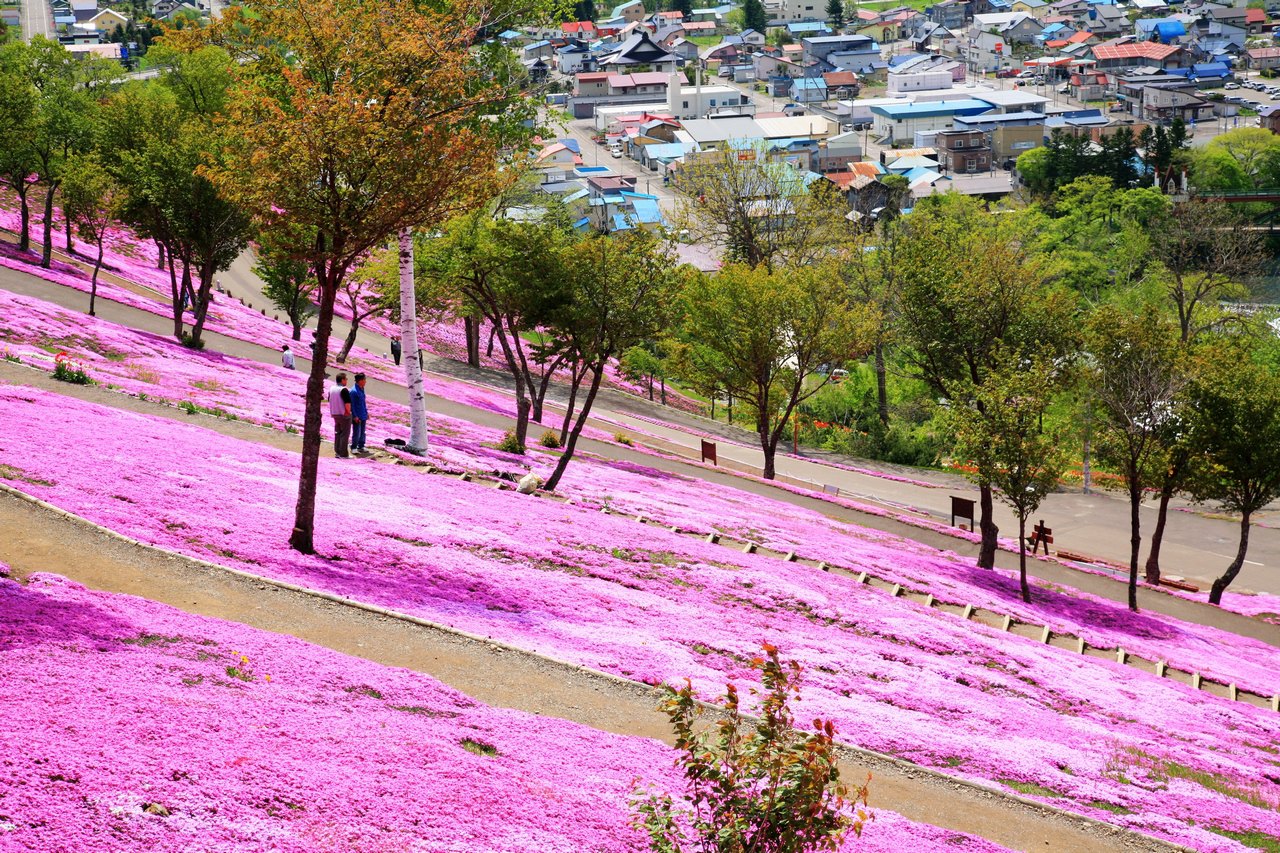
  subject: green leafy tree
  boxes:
[674,0,693,17]
[0,51,38,252]
[947,353,1069,603]
[682,262,873,480]
[61,152,124,317]
[620,343,665,401]
[1187,147,1251,192]
[632,645,870,853]
[1086,305,1185,612]
[826,0,844,29]
[545,229,682,491]
[1185,339,1280,605]
[895,196,1076,570]
[421,213,573,452]
[256,227,318,342]
[743,0,768,34]
[1202,127,1280,189]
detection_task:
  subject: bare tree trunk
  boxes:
[1144,484,1174,586]
[874,342,889,427]
[1209,511,1252,605]
[337,314,362,364]
[977,482,998,569]
[40,184,55,269]
[156,239,166,270]
[400,229,429,453]
[16,184,31,252]
[1127,477,1142,612]
[65,209,74,254]
[546,363,605,491]
[289,262,340,555]
[464,316,481,368]
[89,239,104,317]
[167,252,184,341]
[186,261,218,348]
[759,404,776,480]
[1018,514,1030,603]
[560,359,584,445]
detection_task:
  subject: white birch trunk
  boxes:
[399,228,429,453]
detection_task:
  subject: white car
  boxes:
[610,148,623,158]
[1225,82,1241,89]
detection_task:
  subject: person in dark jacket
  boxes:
[350,373,369,452]
[390,337,402,366]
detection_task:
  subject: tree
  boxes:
[683,263,872,480]
[1139,119,1190,188]
[826,0,844,29]
[620,344,664,401]
[1202,127,1280,189]
[61,153,124,317]
[632,645,870,853]
[193,0,545,553]
[1086,305,1185,612]
[1187,147,1251,192]
[545,230,681,491]
[947,354,1069,603]
[674,148,847,271]
[1185,339,1280,605]
[895,196,1075,570]
[399,228,430,453]
[742,0,767,32]
[255,227,318,341]
[0,51,38,252]
[421,213,572,452]
[1149,200,1262,343]
[673,0,692,17]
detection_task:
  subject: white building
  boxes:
[887,69,955,95]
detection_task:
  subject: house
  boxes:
[668,38,700,61]
[68,0,97,22]
[521,40,554,62]
[1011,0,1049,18]
[1185,61,1232,86]
[562,20,598,38]
[788,21,832,38]
[556,42,594,75]
[1259,104,1280,134]
[1088,40,1187,73]
[966,30,1014,73]
[574,71,612,96]
[888,66,955,94]
[935,129,992,172]
[1119,79,1214,122]
[1069,70,1110,100]
[815,130,865,172]
[1246,47,1280,72]
[871,98,995,142]
[1245,7,1268,35]
[977,89,1048,113]
[823,70,859,98]
[740,28,767,46]
[1087,4,1128,36]
[970,12,1044,44]
[86,6,127,31]
[606,71,670,96]
[608,0,646,25]
[764,0,826,22]
[954,111,1044,162]
[791,76,829,102]
[600,30,680,70]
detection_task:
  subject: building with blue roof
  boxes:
[790,76,829,103]
[871,99,996,142]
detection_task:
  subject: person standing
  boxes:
[350,373,369,452]
[281,344,295,370]
[390,337,402,366]
[328,372,352,458]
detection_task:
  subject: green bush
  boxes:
[180,332,205,350]
[539,429,562,449]
[613,432,634,446]
[495,430,525,454]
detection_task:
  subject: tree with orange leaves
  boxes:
[176,0,547,553]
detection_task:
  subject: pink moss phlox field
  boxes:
[3,386,1279,851]
[0,577,1010,853]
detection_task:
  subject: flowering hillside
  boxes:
[0,573,1008,853]
[2,383,1277,851]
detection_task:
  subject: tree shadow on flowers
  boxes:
[958,564,1181,642]
[0,575,138,652]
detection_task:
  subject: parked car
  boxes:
[610,147,623,158]
[1225,82,1241,89]
[1017,69,1036,78]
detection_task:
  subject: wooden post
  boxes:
[700,439,717,465]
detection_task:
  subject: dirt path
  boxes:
[0,490,1185,853]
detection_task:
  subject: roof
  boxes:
[1091,41,1181,61]
[1248,47,1280,59]
[824,71,859,86]
[954,110,1047,125]
[607,71,671,87]
[1247,7,1267,23]
[872,98,996,118]
[888,154,941,170]
[562,20,596,33]
[679,116,767,142]
[792,77,828,91]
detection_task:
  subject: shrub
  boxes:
[180,400,198,415]
[539,429,563,449]
[633,645,870,852]
[180,332,205,350]
[52,353,92,385]
[614,432,634,446]
[495,430,525,455]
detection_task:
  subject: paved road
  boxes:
[20,0,52,41]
